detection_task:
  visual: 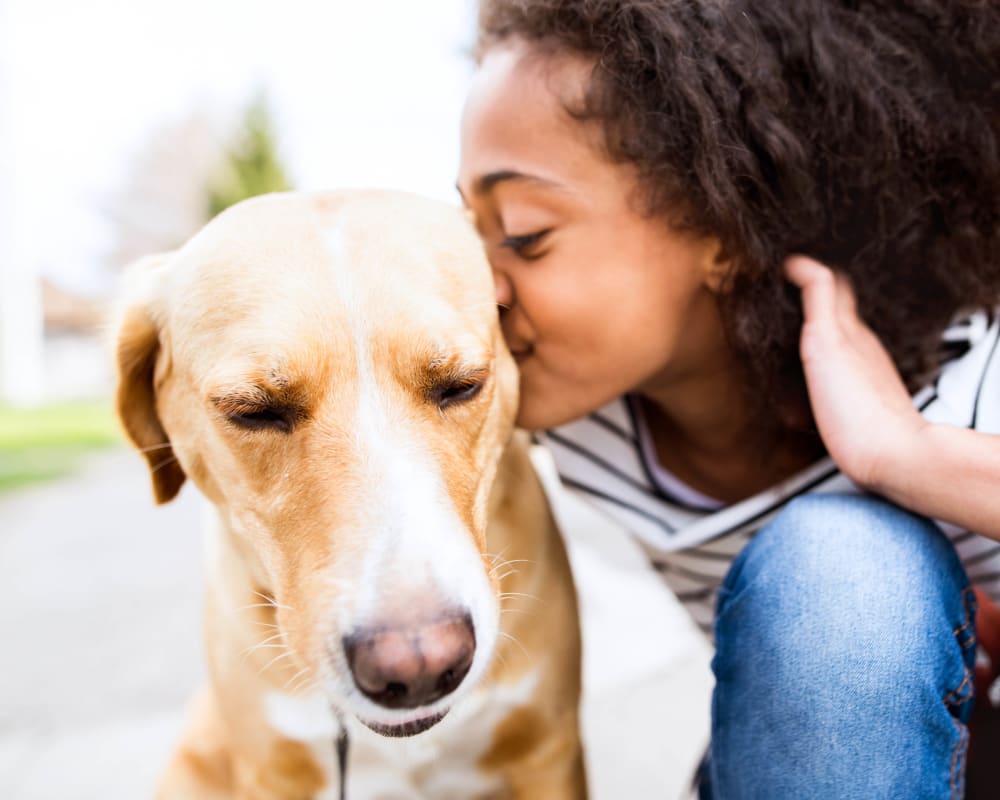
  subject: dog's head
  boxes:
[115,190,519,736]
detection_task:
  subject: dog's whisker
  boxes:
[288,671,320,696]
[282,665,312,693]
[258,649,297,676]
[497,630,530,662]
[498,591,539,602]
[286,674,314,695]
[488,557,537,584]
[287,679,315,697]
[490,558,536,572]
[485,545,513,568]
[499,592,540,617]
[252,590,295,612]
[240,600,295,615]
[150,455,179,474]
[240,631,288,660]
[135,441,175,454]
[498,607,536,618]
[492,569,520,584]
[243,644,289,665]
[242,640,290,664]
[491,647,511,673]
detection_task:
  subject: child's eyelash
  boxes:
[501,229,551,254]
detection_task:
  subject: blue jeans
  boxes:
[700,494,978,800]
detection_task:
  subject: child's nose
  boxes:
[493,269,514,308]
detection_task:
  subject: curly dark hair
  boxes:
[478,0,1000,430]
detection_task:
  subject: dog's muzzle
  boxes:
[343,610,475,734]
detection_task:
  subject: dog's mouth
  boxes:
[360,710,448,738]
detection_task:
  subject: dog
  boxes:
[114,190,586,799]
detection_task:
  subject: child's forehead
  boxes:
[461,42,611,193]
[471,38,592,113]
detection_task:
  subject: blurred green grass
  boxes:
[0,401,123,492]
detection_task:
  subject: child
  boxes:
[458,1,1000,796]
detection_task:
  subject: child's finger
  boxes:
[785,255,838,328]
[832,270,861,323]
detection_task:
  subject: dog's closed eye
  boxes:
[423,358,490,411]
[225,405,299,433]
[212,387,306,434]
[434,379,485,409]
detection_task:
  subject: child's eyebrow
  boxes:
[464,170,567,196]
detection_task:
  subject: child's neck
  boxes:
[635,390,824,505]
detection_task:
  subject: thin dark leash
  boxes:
[335,711,350,800]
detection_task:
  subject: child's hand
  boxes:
[784,255,928,493]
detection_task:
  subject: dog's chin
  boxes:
[361,710,448,738]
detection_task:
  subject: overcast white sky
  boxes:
[2,0,477,294]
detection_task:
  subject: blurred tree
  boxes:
[207,96,293,218]
[103,93,293,272]
[102,108,232,270]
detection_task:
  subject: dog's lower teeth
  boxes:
[364,712,447,737]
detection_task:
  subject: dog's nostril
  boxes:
[385,682,407,701]
[437,668,461,696]
[344,613,475,710]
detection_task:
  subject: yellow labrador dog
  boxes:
[115,191,585,799]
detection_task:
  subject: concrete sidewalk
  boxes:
[1,448,712,799]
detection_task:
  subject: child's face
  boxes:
[458,40,727,430]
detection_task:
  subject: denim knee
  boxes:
[715,493,971,669]
[709,493,977,799]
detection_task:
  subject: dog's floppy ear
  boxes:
[114,253,186,504]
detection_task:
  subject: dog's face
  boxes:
[116,191,519,736]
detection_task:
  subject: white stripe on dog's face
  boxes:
[322,225,499,726]
[350,393,496,628]
[345,384,500,724]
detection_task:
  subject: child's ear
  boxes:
[701,237,732,293]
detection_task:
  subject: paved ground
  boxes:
[0,447,712,799]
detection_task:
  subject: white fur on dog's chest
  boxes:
[265,670,540,799]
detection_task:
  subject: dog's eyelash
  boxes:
[435,380,484,410]
[226,406,297,433]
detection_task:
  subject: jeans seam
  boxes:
[950,716,968,800]
[948,583,975,800]
[942,672,973,706]
[944,586,977,710]
[953,587,978,650]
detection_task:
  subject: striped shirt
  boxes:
[540,312,1000,636]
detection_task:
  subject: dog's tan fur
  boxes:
[115,191,585,799]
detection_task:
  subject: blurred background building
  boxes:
[0,0,476,407]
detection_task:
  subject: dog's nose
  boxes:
[344,613,475,710]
